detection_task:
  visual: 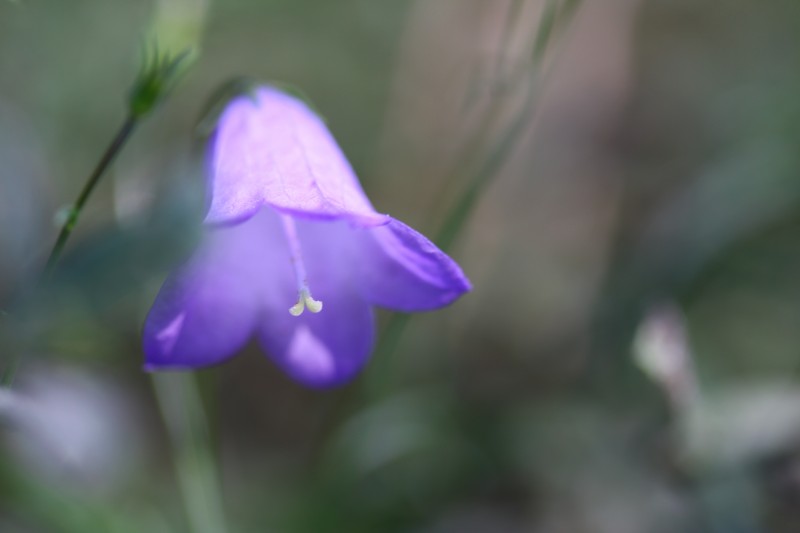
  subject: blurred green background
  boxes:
[3,0,800,531]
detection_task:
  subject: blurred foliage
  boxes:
[2,0,800,532]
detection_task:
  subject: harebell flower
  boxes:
[143,86,470,387]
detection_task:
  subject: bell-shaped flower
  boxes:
[143,86,471,387]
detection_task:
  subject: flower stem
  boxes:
[368,87,538,399]
[151,373,228,533]
[42,114,138,279]
[2,115,139,387]
[367,0,583,397]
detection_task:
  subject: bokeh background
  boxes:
[2,0,800,531]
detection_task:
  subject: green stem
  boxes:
[8,49,220,533]
[2,115,139,386]
[43,114,138,279]
[151,373,228,533]
[367,0,583,396]
[368,81,538,398]
[434,84,537,252]
[493,0,527,80]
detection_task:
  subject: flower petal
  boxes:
[143,210,284,369]
[256,218,374,387]
[355,218,472,311]
[205,86,388,227]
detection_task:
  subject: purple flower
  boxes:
[143,86,471,387]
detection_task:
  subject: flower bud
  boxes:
[128,0,208,117]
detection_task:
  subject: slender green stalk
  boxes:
[531,0,562,67]
[493,0,527,81]
[367,0,583,396]
[368,80,538,398]
[43,115,138,279]
[1,115,139,386]
[152,373,228,533]
[429,0,564,223]
[5,42,221,533]
[435,85,537,252]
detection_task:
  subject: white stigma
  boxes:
[281,214,324,317]
[289,288,324,316]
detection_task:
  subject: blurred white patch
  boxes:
[113,165,158,226]
[633,302,699,412]
[680,383,800,470]
[634,302,800,471]
[0,364,144,491]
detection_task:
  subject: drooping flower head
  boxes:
[143,86,471,387]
